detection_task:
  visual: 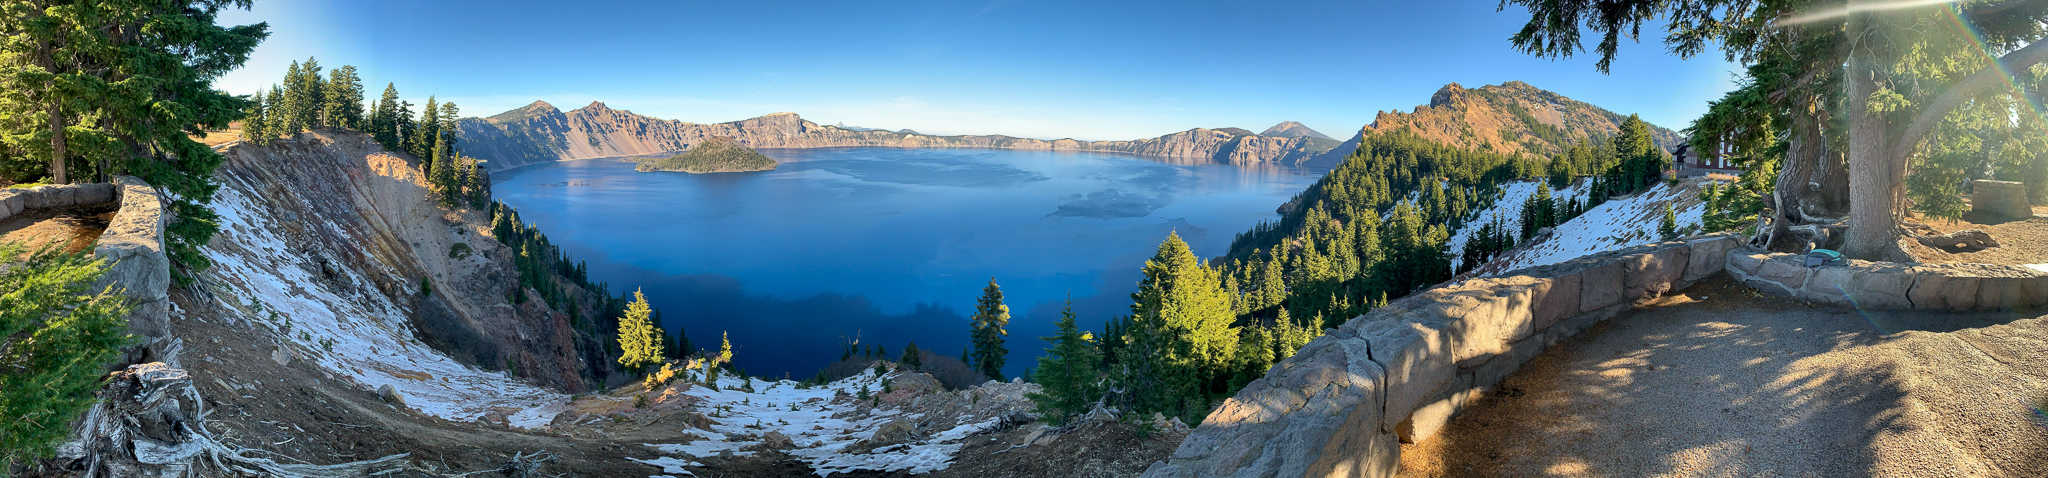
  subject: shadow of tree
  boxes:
[1397,277,2047,477]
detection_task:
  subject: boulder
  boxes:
[1970,179,2031,221]
[759,431,795,450]
[378,384,406,407]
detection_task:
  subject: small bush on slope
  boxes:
[0,244,132,467]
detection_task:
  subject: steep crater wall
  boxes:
[1148,234,1743,477]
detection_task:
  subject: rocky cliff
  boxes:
[199,129,621,394]
[458,102,1341,171]
[1303,81,1686,169]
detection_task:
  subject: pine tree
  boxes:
[0,246,133,464]
[242,90,268,143]
[969,278,1009,380]
[1114,231,1238,421]
[1659,203,1680,240]
[615,289,662,374]
[322,65,364,130]
[900,341,922,368]
[1026,298,1102,425]
[294,57,325,129]
[0,0,265,280]
[414,97,439,160]
[717,331,733,366]
[372,83,402,148]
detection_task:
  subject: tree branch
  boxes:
[1891,38,2048,158]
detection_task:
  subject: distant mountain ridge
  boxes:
[1260,121,1332,141]
[455,82,1679,173]
[457,102,1342,172]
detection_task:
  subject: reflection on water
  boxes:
[492,147,1315,377]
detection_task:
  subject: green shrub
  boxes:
[447,242,472,259]
[0,244,133,466]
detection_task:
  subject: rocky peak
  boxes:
[1429,82,1467,108]
[578,101,613,115]
[1260,121,1333,140]
[522,100,556,113]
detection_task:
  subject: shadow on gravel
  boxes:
[1398,276,2045,477]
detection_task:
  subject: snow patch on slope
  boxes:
[200,173,568,428]
[1445,180,1589,271]
[1481,180,1708,275]
[633,369,998,477]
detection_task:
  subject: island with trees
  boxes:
[632,137,778,174]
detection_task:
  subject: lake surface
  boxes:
[491,147,1315,378]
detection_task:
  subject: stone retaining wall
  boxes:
[1727,250,2048,311]
[1146,234,1743,478]
[0,178,170,340]
[0,182,118,219]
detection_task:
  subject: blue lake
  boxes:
[490,147,1315,378]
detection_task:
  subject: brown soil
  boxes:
[1398,278,2048,477]
[0,203,116,255]
[939,419,1187,478]
[167,291,664,477]
[1903,205,2048,265]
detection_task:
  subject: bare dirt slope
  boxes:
[0,203,114,254]
[1400,278,2048,477]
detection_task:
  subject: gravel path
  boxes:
[1399,278,2048,477]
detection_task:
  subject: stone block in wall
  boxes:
[1685,235,1738,282]
[78,183,117,205]
[1306,398,1400,478]
[23,186,50,210]
[0,190,19,219]
[1461,332,1548,394]
[1396,381,1481,444]
[1623,246,1690,300]
[91,177,170,341]
[1908,272,1980,310]
[1410,284,1533,365]
[1977,277,2031,311]
[1971,179,2032,221]
[2023,277,2048,308]
[1846,263,1917,309]
[1727,250,1768,276]
[1799,266,1854,306]
[1530,273,1579,332]
[1577,260,1624,312]
[1358,319,1457,435]
[1154,336,1388,478]
[1747,255,1810,296]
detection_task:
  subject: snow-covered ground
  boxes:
[633,368,998,477]
[200,173,568,428]
[1474,180,1709,276]
[2028,263,2048,274]
[1444,180,1588,272]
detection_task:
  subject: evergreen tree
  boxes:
[615,289,662,374]
[242,90,268,143]
[1659,203,1680,240]
[372,83,402,148]
[900,341,922,368]
[1113,231,1238,421]
[0,246,132,465]
[278,60,305,134]
[0,0,266,281]
[717,331,733,366]
[1026,298,1102,425]
[968,278,1009,380]
[294,57,324,129]
[413,97,439,160]
[322,64,364,130]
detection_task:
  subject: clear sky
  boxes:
[215,0,1740,141]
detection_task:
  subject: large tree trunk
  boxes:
[48,101,67,184]
[1764,104,1848,251]
[1841,47,1909,261]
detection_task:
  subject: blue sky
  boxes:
[215,0,1740,141]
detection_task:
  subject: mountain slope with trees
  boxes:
[632,136,778,173]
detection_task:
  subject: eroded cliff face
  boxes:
[203,130,618,395]
[1302,81,1688,171]
[458,101,1339,171]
